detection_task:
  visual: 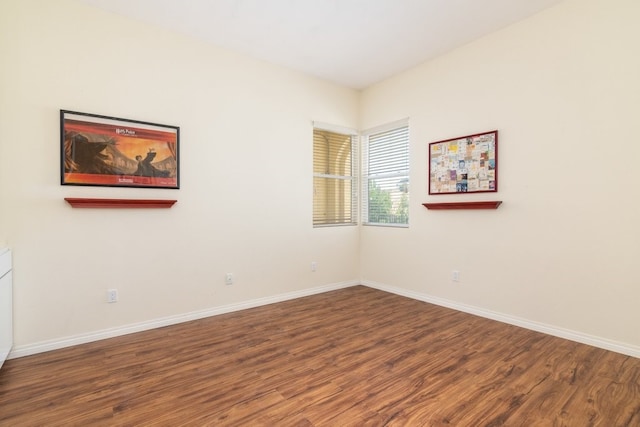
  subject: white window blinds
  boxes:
[362,120,409,226]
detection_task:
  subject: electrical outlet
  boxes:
[225,273,234,285]
[107,289,118,303]
[311,261,317,272]
[452,270,460,282]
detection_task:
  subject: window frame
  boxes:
[312,122,359,227]
[361,119,410,228]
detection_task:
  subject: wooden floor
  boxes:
[0,286,639,426]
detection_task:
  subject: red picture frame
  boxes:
[428,130,497,195]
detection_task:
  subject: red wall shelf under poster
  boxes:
[64,198,177,208]
[422,201,502,210]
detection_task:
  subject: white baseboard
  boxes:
[10,279,639,360]
[362,280,640,359]
[8,280,359,359]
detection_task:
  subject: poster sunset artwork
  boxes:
[61,110,179,189]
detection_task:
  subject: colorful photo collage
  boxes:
[429,131,497,194]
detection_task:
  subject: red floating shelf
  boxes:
[422,201,502,210]
[64,198,177,208]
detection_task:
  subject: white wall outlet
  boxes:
[225,273,234,285]
[452,270,460,282]
[311,261,317,272]
[107,289,118,303]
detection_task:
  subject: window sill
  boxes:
[363,223,409,228]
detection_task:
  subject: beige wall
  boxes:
[2,0,639,357]
[0,0,360,351]
[360,0,640,350]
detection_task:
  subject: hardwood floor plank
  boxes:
[0,286,638,426]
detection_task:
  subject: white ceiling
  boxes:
[81,0,563,89]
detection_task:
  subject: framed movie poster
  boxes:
[61,110,179,189]
[429,130,497,195]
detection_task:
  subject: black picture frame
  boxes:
[61,110,180,189]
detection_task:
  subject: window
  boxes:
[362,120,409,226]
[313,124,357,226]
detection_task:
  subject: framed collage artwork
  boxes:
[429,130,497,195]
